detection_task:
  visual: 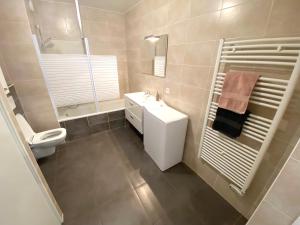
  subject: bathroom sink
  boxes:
[144,100,187,123]
[124,92,155,106]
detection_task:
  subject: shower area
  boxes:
[24,0,128,121]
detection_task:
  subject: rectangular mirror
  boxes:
[141,34,168,77]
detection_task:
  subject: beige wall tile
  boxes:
[0,53,13,84]
[165,64,182,82]
[179,85,208,107]
[14,79,49,98]
[105,12,125,25]
[184,42,215,66]
[187,12,220,42]
[168,0,190,24]
[152,4,169,28]
[218,0,272,39]
[25,110,59,132]
[265,0,300,37]
[184,140,219,185]
[0,0,59,131]
[19,95,54,113]
[141,13,155,36]
[213,175,248,214]
[38,1,81,41]
[274,112,300,146]
[191,0,222,16]
[163,80,182,100]
[127,49,140,62]
[82,20,110,40]
[247,201,293,225]
[167,45,186,64]
[0,0,28,22]
[151,0,169,10]
[0,21,33,45]
[175,100,204,142]
[168,20,188,46]
[108,23,126,38]
[0,43,38,66]
[4,59,42,82]
[79,6,109,22]
[181,66,212,89]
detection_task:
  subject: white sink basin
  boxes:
[124,92,155,106]
[144,100,187,124]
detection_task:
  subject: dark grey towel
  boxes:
[212,107,250,138]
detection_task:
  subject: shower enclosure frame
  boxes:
[32,0,123,121]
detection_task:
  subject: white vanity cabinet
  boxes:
[144,102,188,171]
[124,92,154,134]
[125,97,143,133]
[125,92,188,171]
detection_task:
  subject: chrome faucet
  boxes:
[145,90,151,96]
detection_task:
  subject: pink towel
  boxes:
[219,71,259,114]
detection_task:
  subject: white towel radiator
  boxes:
[198,37,300,195]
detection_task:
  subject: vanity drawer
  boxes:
[125,109,143,134]
[125,97,143,120]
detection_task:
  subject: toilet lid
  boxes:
[15,114,35,144]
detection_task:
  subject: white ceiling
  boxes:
[42,0,141,13]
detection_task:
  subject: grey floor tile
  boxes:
[93,163,133,205]
[154,206,206,225]
[98,189,151,225]
[38,154,57,190]
[187,186,243,225]
[109,126,143,145]
[135,175,179,223]
[63,208,102,225]
[39,125,246,225]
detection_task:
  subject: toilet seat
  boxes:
[31,128,66,147]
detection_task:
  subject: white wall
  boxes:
[0,105,61,225]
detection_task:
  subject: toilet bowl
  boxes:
[15,114,66,159]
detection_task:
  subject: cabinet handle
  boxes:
[130,115,134,120]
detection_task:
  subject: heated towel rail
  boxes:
[198,37,300,195]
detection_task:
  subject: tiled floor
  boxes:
[39,125,247,225]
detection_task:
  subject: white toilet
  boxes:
[16,114,66,159]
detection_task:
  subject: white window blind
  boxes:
[154,56,166,77]
[91,55,120,101]
[39,54,120,107]
[40,54,94,107]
